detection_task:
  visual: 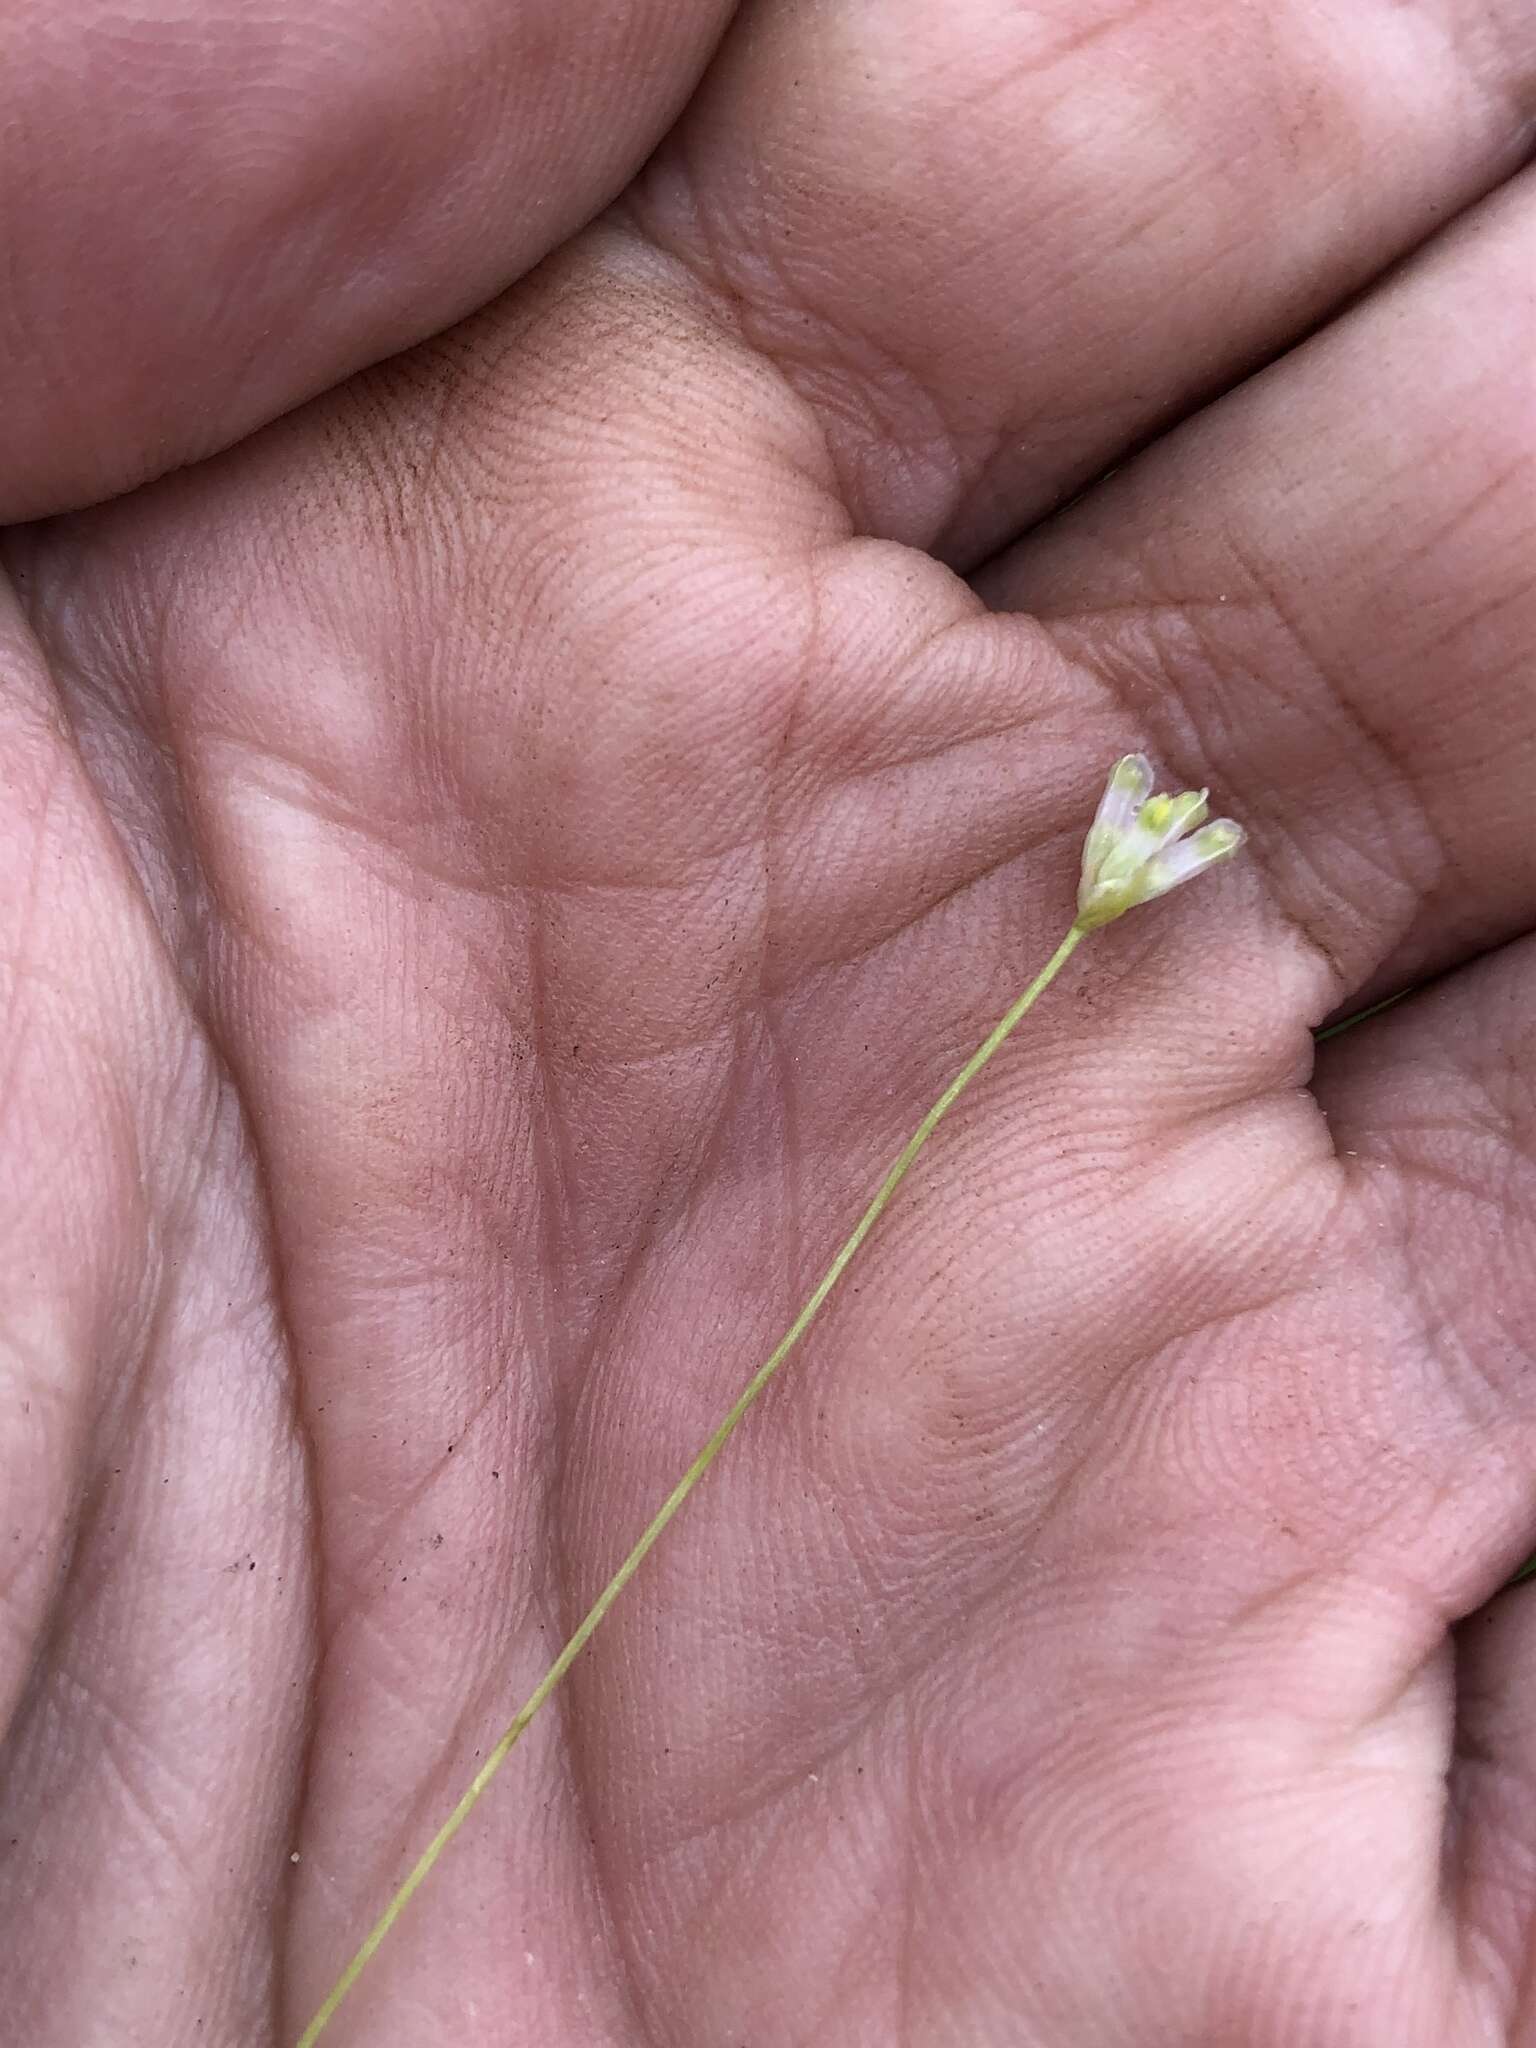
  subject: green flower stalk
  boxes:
[294,755,1245,2047]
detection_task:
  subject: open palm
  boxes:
[4,4,1536,2042]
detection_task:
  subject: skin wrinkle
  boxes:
[1332,976,1536,1171]
[762,815,1072,1005]
[15,1283,148,1599]
[1036,621,1235,814]
[287,1610,553,2026]
[643,1716,841,1875]
[1392,448,1532,575]
[397,794,1064,1040]
[1215,531,1452,925]
[53,1664,201,1882]
[0,1367,75,1634]
[752,543,825,1330]
[1338,1193,1536,1605]
[351,1659,557,1935]
[60,643,328,2040]
[1454,1622,1536,2020]
[95,658,317,1388]
[631,1641,911,1884]
[165,585,1097,1327]
[1,1035,217,1718]
[1476,1029,1536,1138]
[0,756,72,1036]
[0,948,109,1085]
[525,850,574,1410]
[525,1043,743,2031]
[345,331,467,530]
[37,1622,297,2045]
[1490,1835,1536,2039]
[629,1219,1343,1885]
[1055,544,1445,1010]
[307,1301,545,1637]
[186,715,412,849]
[549,1282,675,2023]
[448,898,753,1679]
[339,1571,520,1759]
[1508,1863,1536,2043]
[2,1486,102,1754]
[1214,1554,1454,1728]
[556,1704,666,2048]
[625,183,960,541]
[1422,575,1536,662]
[537,722,805,1977]
[1118,1175,1353,1370]
[1056,1260,1350,1518]
[0,1576,54,1693]
[526,860,663,2046]
[532,897,756,2047]
[34,437,1136,1069]
[1143,1059,1325,1164]
[404,802,1040,1088]
[777,623,1046,786]
[896,1686,917,2048]
[1399,1183,1536,1418]
[1335,1155,1531,1441]
[149,678,561,1673]
[1397,1151,1536,1222]
[569,626,835,1916]
[564,1032,739,1377]
[947,0,1148,114]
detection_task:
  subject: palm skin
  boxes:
[3,3,1536,2042]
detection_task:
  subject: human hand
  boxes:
[4,5,1536,2043]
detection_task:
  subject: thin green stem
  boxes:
[294,921,1088,2047]
[1313,988,1412,1042]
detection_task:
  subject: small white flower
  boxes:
[1075,754,1244,930]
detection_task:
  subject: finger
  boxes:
[1309,935,1536,2025]
[1453,1583,1536,2037]
[975,165,1536,1014]
[1,0,734,520]
[1310,931,1536,1595]
[627,0,1536,562]
[0,591,310,2034]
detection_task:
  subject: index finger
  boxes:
[1,0,734,521]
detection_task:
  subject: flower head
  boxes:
[1075,754,1244,930]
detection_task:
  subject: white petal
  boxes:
[1092,754,1152,839]
[1143,819,1244,896]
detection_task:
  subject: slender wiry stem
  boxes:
[295,921,1087,2046]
